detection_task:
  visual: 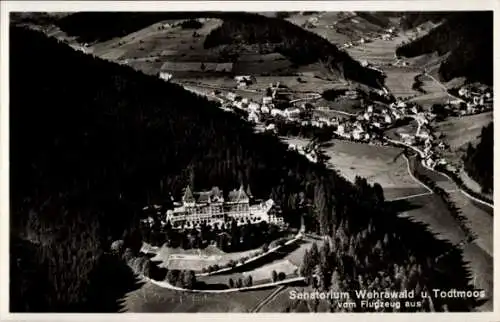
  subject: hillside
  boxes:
[396,12,493,85]
[203,13,385,88]
[463,123,493,194]
[44,12,385,88]
[10,26,482,312]
[8,25,364,311]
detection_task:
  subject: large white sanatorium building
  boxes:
[166,185,282,228]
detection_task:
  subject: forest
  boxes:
[203,14,386,89]
[396,11,493,85]
[463,122,493,194]
[10,26,478,312]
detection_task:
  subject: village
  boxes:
[171,72,493,172]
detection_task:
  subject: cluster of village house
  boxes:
[451,85,493,116]
[213,75,482,169]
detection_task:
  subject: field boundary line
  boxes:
[250,285,286,312]
[402,154,433,194]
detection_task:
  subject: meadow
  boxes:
[391,193,493,311]
[149,244,260,272]
[321,140,429,200]
[123,280,277,312]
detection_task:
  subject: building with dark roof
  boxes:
[167,185,280,229]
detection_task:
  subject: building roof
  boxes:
[227,185,249,203]
[195,186,224,204]
[182,186,195,203]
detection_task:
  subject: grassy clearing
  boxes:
[284,138,429,200]
[90,18,224,73]
[393,194,493,311]
[384,67,421,98]
[419,74,447,94]
[447,191,493,257]
[123,280,276,312]
[434,112,493,166]
[408,92,451,108]
[150,244,260,271]
[197,240,310,285]
[384,121,419,141]
[322,140,427,193]
[435,112,493,151]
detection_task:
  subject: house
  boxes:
[260,105,270,114]
[353,129,363,140]
[271,109,285,117]
[263,96,273,105]
[248,111,259,123]
[234,75,256,84]
[265,123,276,131]
[227,92,237,101]
[284,107,301,119]
[241,98,249,105]
[367,105,374,113]
[384,114,392,124]
[248,102,261,112]
[159,71,173,82]
[458,87,469,97]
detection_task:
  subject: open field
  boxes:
[434,112,493,166]
[419,74,447,94]
[92,18,223,61]
[321,140,429,200]
[448,191,493,257]
[123,279,277,312]
[383,67,422,98]
[435,112,493,151]
[243,260,298,281]
[150,244,261,271]
[384,120,419,141]
[459,169,493,201]
[394,194,493,311]
[346,37,403,66]
[197,240,311,286]
[408,92,451,109]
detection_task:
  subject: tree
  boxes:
[245,275,253,287]
[271,270,278,282]
[314,182,330,235]
[142,259,151,277]
[236,278,243,288]
[182,270,197,289]
[228,278,234,288]
[278,272,286,281]
[122,248,134,263]
[200,62,206,71]
[110,240,125,257]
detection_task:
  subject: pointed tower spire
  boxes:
[182,185,195,204]
[238,184,249,202]
[245,184,253,199]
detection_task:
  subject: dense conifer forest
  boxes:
[10,26,479,312]
[396,12,493,85]
[203,14,385,88]
[463,122,493,194]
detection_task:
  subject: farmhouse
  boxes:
[159,71,173,82]
[160,61,233,73]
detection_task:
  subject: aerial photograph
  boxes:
[8,9,493,314]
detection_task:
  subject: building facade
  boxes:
[166,185,281,229]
